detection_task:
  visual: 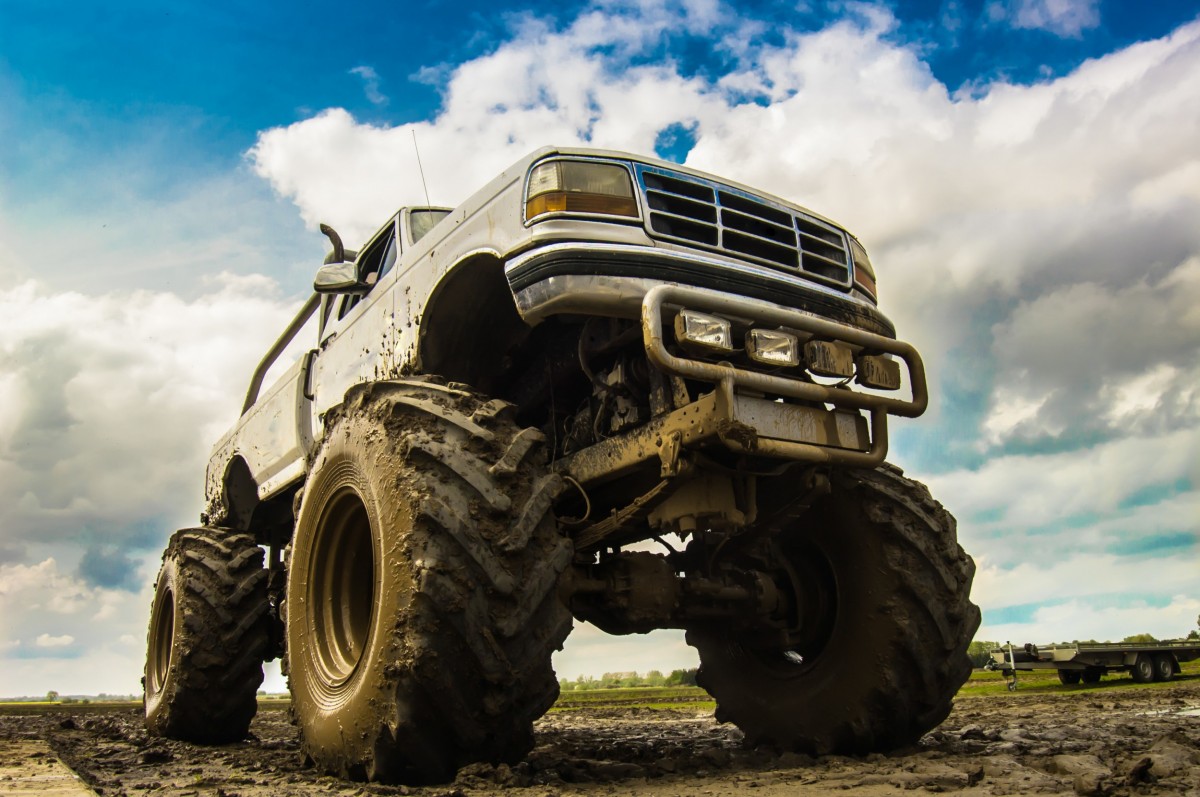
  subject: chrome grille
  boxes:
[637,165,851,287]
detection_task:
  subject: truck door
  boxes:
[312,216,402,433]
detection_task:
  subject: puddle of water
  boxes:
[1135,706,1200,717]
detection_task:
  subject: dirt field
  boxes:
[2,676,1198,796]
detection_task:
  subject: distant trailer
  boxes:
[988,640,1200,690]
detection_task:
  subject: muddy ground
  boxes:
[2,679,1198,796]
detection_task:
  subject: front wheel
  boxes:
[688,465,979,754]
[286,380,573,783]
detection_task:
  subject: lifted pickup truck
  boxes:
[143,146,979,783]
[990,640,1200,689]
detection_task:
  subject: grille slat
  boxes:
[720,208,797,247]
[637,165,851,287]
[647,191,717,222]
[649,213,718,246]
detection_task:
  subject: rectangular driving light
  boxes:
[526,160,638,221]
[804,340,855,378]
[856,354,901,390]
[746,329,800,367]
[674,310,733,354]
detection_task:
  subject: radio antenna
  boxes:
[412,129,432,207]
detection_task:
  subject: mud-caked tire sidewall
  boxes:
[145,559,182,729]
[286,435,425,779]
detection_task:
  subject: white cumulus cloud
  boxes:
[0,557,153,694]
[990,0,1101,38]
[35,633,75,648]
[0,275,301,567]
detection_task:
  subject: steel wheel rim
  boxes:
[149,586,175,694]
[769,540,838,673]
[309,487,376,688]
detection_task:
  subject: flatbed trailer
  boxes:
[988,640,1200,690]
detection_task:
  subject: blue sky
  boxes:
[1,0,1198,695]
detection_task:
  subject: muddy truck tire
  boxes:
[285,379,573,783]
[688,466,979,755]
[144,528,269,743]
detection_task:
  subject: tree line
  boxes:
[559,668,698,691]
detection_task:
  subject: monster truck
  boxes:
[144,147,979,782]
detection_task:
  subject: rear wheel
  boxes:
[1081,667,1103,684]
[286,380,572,783]
[688,465,979,753]
[144,528,269,743]
[1058,670,1082,685]
[1152,654,1175,682]
[1131,653,1155,683]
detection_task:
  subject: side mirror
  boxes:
[314,262,370,295]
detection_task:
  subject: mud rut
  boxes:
[3,679,1198,796]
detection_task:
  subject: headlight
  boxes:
[746,329,800,367]
[526,160,638,221]
[674,310,733,354]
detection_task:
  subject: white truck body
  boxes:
[202,146,907,523]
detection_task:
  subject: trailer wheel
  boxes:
[1057,670,1081,685]
[1131,653,1155,683]
[688,465,979,754]
[286,380,572,783]
[1081,667,1103,684]
[1152,654,1175,682]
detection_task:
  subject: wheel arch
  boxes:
[415,252,531,392]
[218,455,257,531]
[206,454,299,546]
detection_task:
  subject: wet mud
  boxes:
[2,679,1198,796]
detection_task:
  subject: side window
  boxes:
[376,234,398,282]
[338,223,398,320]
[409,209,451,244]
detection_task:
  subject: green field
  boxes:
[0,700,141,715]
[552,685,715,713]
[2,659,1196,715]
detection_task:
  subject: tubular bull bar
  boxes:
[561,284,928,485]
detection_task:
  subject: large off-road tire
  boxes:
[688,465,979,754]
[144,528,269,743]
[286,379,573,783]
